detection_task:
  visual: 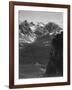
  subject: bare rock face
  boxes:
[45,32,63,77]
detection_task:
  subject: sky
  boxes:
[19,10,63,28]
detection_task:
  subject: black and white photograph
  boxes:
[19,10,63,79]
[9,1,70,88]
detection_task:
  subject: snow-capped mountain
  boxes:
[19,20,63,48]
[37,22,45,27]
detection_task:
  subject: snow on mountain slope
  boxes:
[19,20,63,48]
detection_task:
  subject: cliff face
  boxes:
[45,32,63,76]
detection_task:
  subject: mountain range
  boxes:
[19,20,63,48]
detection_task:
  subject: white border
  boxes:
[14,6,68,85]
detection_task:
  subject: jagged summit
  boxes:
[37,22,45,27]
[19,20,63,48]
